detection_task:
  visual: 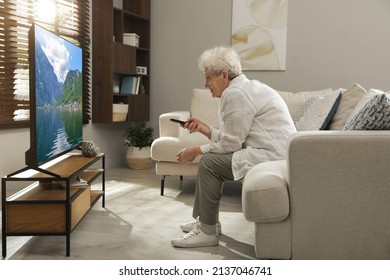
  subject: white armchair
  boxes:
[151,88,220,195]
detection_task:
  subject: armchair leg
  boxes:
[160,175,184,196]
[160,175,166,196]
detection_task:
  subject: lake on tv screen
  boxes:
[36,107,82,163]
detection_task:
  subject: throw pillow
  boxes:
[277,88,334,120]
[344,90,377,125]
[343,94,390,130]
[328,84,367,130]
[294,91,342,131]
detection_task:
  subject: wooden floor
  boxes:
[1,165,256,260]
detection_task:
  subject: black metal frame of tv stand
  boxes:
[1,152,105,258]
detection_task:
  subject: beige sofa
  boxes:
[151,85,390,259]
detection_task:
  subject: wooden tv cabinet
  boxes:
[1,152,105,257]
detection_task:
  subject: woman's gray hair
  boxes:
[198,46,242,80]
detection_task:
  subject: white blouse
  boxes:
[200,75,297,180]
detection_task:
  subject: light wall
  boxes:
[1,0,390,177]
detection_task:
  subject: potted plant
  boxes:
[124,123,154,169]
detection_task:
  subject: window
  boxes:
[0,0,91,129]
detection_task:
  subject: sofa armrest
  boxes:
[287,130,390,259]
[242,160,289,223]
[159,111,191,137]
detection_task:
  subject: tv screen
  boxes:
[26,24,83,167]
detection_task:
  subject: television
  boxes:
[25,23,83,171]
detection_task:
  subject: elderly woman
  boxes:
[171,46,296,248]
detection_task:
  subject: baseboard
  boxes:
[104,154,126,168]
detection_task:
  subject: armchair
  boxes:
[151,88,220,195]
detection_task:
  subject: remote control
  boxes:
[170,118,187,125]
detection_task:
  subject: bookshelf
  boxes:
[92,0,150,123]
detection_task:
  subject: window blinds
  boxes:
[0,0,91,129]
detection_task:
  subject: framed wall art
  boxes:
[231,0,288,71]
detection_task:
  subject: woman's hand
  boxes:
[182,118,211,138]
[176,146,202,163]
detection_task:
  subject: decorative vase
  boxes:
[126,146,152,169]
[81,141,100,157]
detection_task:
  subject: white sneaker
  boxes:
[171,226,219,248]
[180,217,222,236]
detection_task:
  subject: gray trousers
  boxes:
[192,153,237,226]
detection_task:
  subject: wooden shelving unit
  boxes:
[1,152,105,257]
[92,0,150,123]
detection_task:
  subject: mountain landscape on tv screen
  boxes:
[35,39,82,108]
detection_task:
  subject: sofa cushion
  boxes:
[294,91,342,131]
[328,84,367,130]
[190,88,220,129]
[151,132,210,163]
[343,93,390,130]
[345,90,378,123]
[277,88,334,119]
[242,160,289,223]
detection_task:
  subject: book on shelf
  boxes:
[70,177,88,187]
[120,76,141,95]
[134,76,140,94]
[41,177,89,188]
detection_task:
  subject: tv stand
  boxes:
[1,152,105,258]
[6,165,61,178]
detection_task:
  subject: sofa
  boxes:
[151,84,390,259]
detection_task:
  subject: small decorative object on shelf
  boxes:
[123,33,139,47]
[113,0,123,9]
[136,66,147,75]
[113,103,128,122]
[81,141,100,157]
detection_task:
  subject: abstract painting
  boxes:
[231,0,288,70]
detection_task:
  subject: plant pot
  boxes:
[126,146,152,169]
